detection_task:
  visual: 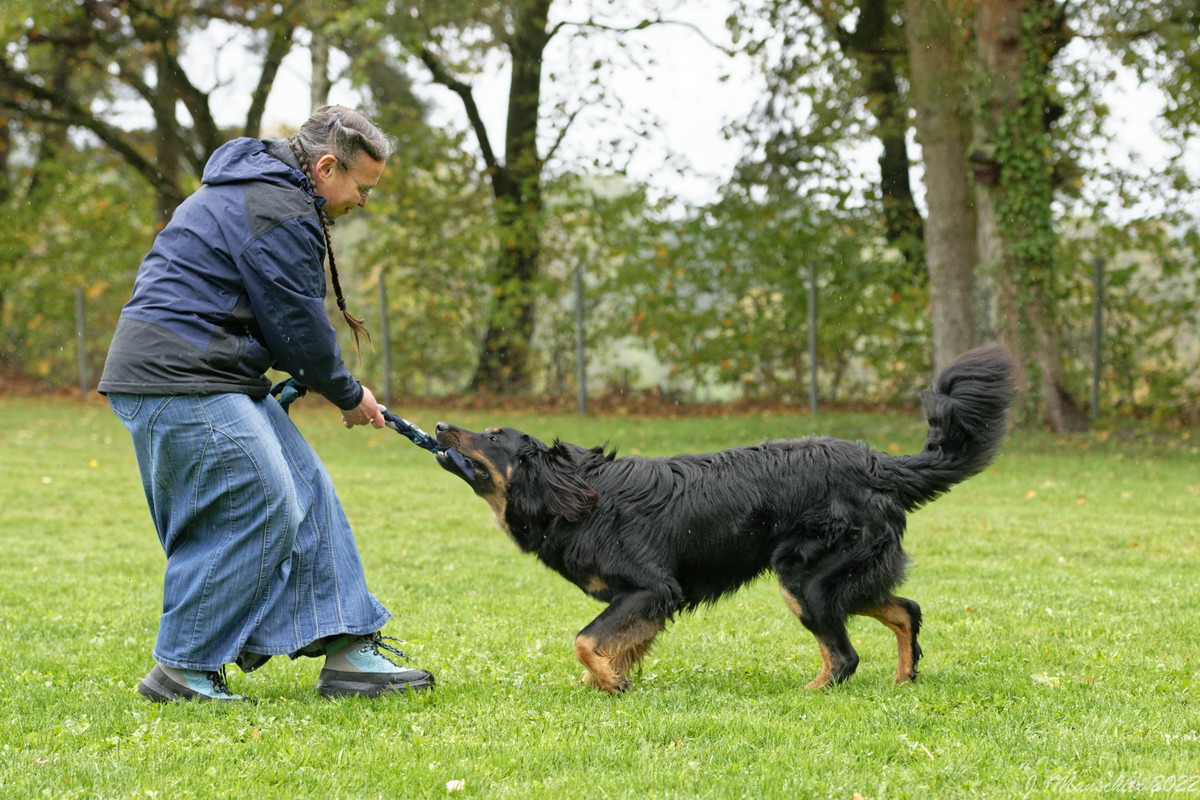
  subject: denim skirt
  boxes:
[108,392,390,671]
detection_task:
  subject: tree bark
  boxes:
[311,32,332,110]
[975,0,1086,431]
[467,0,553,394]
[152,42,181,226]
[903,0,978,374]
[0,115,9,203]
[245,22,294,139]
[847,0,925,273]
[803,0,926,276]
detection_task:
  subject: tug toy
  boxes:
[270,378,476,479]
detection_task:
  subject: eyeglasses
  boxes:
[336,159,375,200]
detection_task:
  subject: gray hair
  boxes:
[292,105,397,167]
[286,105,394,352]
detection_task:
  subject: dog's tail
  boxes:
[891,345,1016,511]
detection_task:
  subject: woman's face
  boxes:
[311,153,385,219]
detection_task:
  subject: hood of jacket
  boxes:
[201,137,325,207]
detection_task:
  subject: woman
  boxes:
[99,106,433,702]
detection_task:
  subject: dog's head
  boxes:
[435,422,599,549]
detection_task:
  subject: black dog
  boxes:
[435,346,1015,693]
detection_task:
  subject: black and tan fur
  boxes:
[435,346,1015,694]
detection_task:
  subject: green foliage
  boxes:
[1084,0,1200,138]
[0,144,154,381]
[1057,220,1200,423]
[2,399,1198,797]
[991,5,1068,278]
[339,126,497,396]
[1031,2,1200,422]
[605,188,928,403]
[1,0,1197,422]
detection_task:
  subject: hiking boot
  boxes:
[316,633,435,699]
[137,664,253,703]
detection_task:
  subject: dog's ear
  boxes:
[509,440,598,524]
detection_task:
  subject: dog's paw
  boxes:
[581,668,630,694]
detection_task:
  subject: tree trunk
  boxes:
[975,0,1086,431]
[311,32,332,110]
[903,0,978,375]
[0,115,8,349]
[152,43,181,226]
[848,0,925,274]
[0,115,9,204]
[468,0,552,395]
[245,23,294,139]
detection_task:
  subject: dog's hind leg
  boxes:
[859,596,923,683]
[574,590,669,695]
[779,585,859,689]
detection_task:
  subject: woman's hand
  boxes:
[341,385,386,429]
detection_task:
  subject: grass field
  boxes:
[1,396,1196,799]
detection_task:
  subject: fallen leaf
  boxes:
[1024,490,1037,500]
[1031,673,1061,687]
[446,779,466,792]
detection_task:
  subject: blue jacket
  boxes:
[98,138,363,410]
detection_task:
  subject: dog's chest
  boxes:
[531,537,613,600]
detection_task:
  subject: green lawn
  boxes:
[1,397,1196,799]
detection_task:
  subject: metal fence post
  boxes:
[574,260,587,416]
[1091,256,1103,419]
[807,261,818,416]
[75,286,88,397]
[379,273,392,407]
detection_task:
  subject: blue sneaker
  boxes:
[137,664,252,703]
[316,633,435,698]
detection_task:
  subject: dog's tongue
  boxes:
[445,447,476,480]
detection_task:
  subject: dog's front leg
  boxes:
[573,590,668,695]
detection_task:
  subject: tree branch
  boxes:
[542,103,583,165]
[153,49,220,170]
[548,17,737,57]
[244,21,295,138]
[0,59,184,204]
[418,46,502,176]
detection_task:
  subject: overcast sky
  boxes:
[122,2,1193,211]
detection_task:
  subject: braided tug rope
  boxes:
[270,378,476,479]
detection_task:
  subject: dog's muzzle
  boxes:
[437,447,477,480]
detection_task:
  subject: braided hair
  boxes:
[287,105,396,351]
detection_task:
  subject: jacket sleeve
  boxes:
[234,215,364,410]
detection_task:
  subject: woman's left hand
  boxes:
[341,385,386,429]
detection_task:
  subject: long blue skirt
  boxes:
[108,392,390,671]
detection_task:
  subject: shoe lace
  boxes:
[366,633,410,662]
[207,666,235,697]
